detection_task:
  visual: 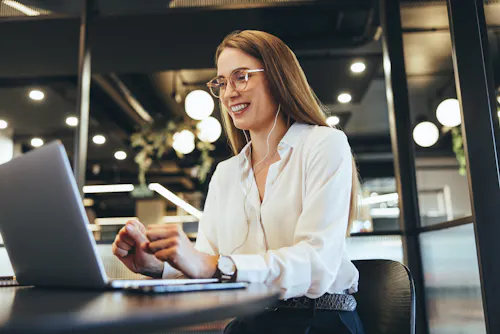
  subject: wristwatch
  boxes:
[216,255,237,282]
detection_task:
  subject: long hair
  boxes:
[215,30,360,235]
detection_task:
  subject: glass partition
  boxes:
[420,224,485,334]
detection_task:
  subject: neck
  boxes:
[249,116,289,163]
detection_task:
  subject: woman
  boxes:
[113,30,364,333]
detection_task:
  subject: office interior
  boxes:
[0,0,499,333]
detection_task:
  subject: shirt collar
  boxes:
[237,122,309,167]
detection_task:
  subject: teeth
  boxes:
[231,104,249,112]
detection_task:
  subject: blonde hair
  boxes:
[215,30,360,235]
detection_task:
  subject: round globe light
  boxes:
[184,90,214,120]
[114,151,127,160]
[338,93,352,103]
[0,120,7,129]
[413,121,439,148]
[197,117,222,143]
[31,138,44,147]
[326,116,340,126]
[436,98,461,127]
[173,130,195,154]
[29,90,44,101]
[65,116,78,127]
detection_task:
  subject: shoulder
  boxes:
[304,126,351,153]
[208,154,240,187]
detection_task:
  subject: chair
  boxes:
[353,259,416,334]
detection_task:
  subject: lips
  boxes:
[230,103,250,116]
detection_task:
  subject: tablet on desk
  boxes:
[124,281,249,294]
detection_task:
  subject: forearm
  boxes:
[196,252,219,278]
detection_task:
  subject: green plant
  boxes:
[451,126,466,176]
[131,120,215,186]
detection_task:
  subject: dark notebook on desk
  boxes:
[0,141,246,293]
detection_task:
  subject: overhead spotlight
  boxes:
[185,90,214,120]
[0,120,7,129]
[337,93,352,104]
[31,138,44,148]
[413,121,439,148]
[29,90,44,101]
[92,135,106,145]
[114,151,127,160]
[65,116,78,127]
[326,116,340,126]
[436,98,461,127]
[350,61,366,73]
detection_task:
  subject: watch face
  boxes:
[219,256,236,276]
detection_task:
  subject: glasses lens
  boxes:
[209,78,225,98]
[231,70,248,92]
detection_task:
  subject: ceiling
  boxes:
[0,0,499,216]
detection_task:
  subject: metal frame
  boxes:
[74,0,94,198]
[446,1,500,333]
[379,1,429,333]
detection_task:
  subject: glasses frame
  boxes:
[206,68,265,98]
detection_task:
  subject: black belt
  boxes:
[268,292,357,314]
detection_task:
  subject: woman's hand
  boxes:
[112,220,165,278]
[143,224,218,279]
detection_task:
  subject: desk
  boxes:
[0,284,280,334]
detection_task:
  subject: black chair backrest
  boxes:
[353,259,416,334]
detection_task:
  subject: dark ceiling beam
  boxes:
[92,74,148,126]
[0,2,379,78]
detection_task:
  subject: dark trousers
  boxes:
[224,308,365,334]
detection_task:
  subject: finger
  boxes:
[127,219,146,234]
[112,243,128,258]
[146,227,181,242]
[140,241,153,254]
[125,222,148,244]
[154,246,179,264]
[148,237,179,253]
[117,230,135,247]
[114,236,133,251]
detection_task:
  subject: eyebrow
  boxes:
[216,67,250,78]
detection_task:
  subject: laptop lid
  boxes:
[0,141,109,288]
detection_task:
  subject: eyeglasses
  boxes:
[206,68,265,98]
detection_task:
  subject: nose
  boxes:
[222,82,239,101]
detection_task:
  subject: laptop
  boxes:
[0,141,245,291]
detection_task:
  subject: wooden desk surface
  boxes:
[0,284,280,334]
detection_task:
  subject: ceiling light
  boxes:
[83,184,134,194]
[92,135,106,145]
[413,121,439,148]
[337,93,352,104]
[149,183,202,219]
[3,0,40,16]
[497,95,500,104]
[350,61,366,73]
[326,116,340,127]
[185,90,214,120]
[0,120,7,129]
[31,138,44,147]
[29,90,44,101]
[436,98,461,127]
[197,117,222,143]
[172,130,195,154]
[114,151,127,160]
[65,116,78,127]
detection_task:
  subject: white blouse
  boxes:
[163,122,359,299]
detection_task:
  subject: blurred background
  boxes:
[1,1,500,333]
